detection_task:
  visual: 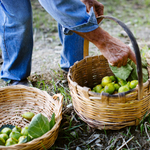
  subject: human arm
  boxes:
[74,0,136,66]
[39,0,136,67]
[78,0,136,67]
[73,27,136,67]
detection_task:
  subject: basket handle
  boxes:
[52,93,63,116]
[52,93,63,105]
[84,15,143,100]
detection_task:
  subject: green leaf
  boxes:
[142,68,149,83]
[109,63,133,81]
[49,113,55,130]
[128,60,148,83]
[128,61,138,81]
[28,113,50,138]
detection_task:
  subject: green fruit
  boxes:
[101,76,112,87]
[5,138,17,146]
[9,131,21,140]
[118,85,130,93]
[93,84,103,93]
[0,137,5,146]
[22,112,35,121]
[18,136,27,144]
[100,88,104,93]
[0,134,9,142]
[27,135,33,142]
[104,83,115,94]
[110,76,117,82]
[118,80,127,86]
[21,126,28,136]
[114,83,120,91]
[116,77,122,82]
[1,127,12,136]
[12,126,21,133]
[130,80,138,89]
[126,81,130,88]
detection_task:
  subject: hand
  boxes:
[80,0,104,23]
[97,28,136,67]
[73,27,136,67]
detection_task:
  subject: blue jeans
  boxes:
[0,0,84,81]
[58,24,83,72]
[0,0,33,81]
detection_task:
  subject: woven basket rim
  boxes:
[67,54,150,130]
[0,85,63,149]
[68,55,150,98]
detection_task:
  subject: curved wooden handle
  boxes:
[83,39,89,58]
[84,15,143,100]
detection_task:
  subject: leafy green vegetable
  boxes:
[128,60,138,81]
[28,113,56,139]
[49,113,55,130]
[109,63,133,81]
[128,59,148,83]
[28,113,50,138]
[110,59,148,83]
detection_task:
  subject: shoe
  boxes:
[7,79,32,87]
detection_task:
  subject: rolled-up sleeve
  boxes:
[39,0,99,33]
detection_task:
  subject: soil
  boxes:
[0,0,150,149]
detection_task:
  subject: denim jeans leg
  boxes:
[39,0,84,72]
[58,24,84,72]
[0,0,33,81]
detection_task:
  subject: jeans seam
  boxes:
[0,1,10,61]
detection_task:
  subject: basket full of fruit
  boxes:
[67,16,150,130]
[0,85,63,149]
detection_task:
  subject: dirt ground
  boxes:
[0,0,150,150]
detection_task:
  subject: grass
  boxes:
[28,0,150,149]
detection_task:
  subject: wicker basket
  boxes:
[67,16,150,130]
[0,85,63,150]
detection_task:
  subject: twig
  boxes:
[144,122,150,141]
[105,136,120,150]
[136,140,141,147]
[117,136,134,150]
[121,136,130,150]
[86,134,99,145]
[59,83,70,93]
[71,111,80,123]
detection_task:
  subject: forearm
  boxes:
[74,27,136,67]
[73,27,106,48]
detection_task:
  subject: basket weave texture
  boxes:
[68,55,150,130]
[0,85,63,150]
